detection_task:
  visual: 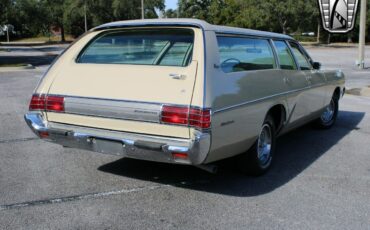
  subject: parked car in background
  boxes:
[302,32,315,36]
[25,19,345,175]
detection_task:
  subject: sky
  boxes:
[165,0,178,9]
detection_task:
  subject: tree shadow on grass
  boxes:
[98,110,364,197]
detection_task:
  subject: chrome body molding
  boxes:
[24,112,211,165]
[64,96,162,123]
[212,82,328,114]
[213,86,310,114]
[92,19,292,40]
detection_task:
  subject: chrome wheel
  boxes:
[238,115,276,175]
[321,99,335,123]
[257,124,272,166]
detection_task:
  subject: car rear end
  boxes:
[25,23,210,165]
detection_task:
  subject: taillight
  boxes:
[161,105,211,130]
[161,106,189,125]
[189,108,211,129]
[29,95,46,110]
[46,96,64,112]
[29,94,64,112]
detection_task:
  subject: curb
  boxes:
[0,64,35,72]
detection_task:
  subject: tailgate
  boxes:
[45,28,200,138]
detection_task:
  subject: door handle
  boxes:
[283,77,291,84]
[169,73,186,80]
[305,75,312,82]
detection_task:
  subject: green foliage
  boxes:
[178,0,212,20]
[1,0,165,40]
[164,9,178,18]
[178,0,320,34]
[1,0,368,42]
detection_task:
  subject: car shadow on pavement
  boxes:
[98,110,364,197]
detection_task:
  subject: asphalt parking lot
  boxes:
[0,45,370,229]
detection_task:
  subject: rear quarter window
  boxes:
[77,29,194,67]
[217,36,276,73]
[272,40,297,70]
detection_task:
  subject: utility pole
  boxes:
[358,0,367,69]
[6,26,9,43]
[141,0,144,19]
[84,1,87,32]
[5,5,9,43]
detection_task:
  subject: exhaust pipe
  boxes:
[195,164,218,174]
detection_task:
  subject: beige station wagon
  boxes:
[25,19,345,175]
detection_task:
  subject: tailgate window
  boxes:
[77,28,194,67]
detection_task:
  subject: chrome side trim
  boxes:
[93,22,204,31]
[213,86,311,114]
[64,97,161,123]
[213,31,293,40]
[52,94,163,105]
[202,29,207,107]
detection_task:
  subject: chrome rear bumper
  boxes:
[24,112,211,165]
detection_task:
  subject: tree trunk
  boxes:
[317,23,321,43]
[282,26,287,35]
[60,25,65,42]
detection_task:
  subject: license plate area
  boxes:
[92,138,124,156]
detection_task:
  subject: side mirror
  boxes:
[313,62,321,70]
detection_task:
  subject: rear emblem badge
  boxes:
[317,0,359,33]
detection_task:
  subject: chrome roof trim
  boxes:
[91,19,292,40]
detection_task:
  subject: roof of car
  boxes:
[92,18,293,40]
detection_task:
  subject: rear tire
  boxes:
[237,115,276,176]
[315,95,339,129]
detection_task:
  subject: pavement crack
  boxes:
[0,180,210,211]
[0,137,38,144]
[0,184,170,211]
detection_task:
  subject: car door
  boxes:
[208,35,286,162]
[288,41,327,114]
[272,40,310,124]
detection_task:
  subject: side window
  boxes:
[217,36,276,73]
[273,40,297,70]
[289,42,312,70]
[159,42,193,66]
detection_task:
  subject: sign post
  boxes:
[358,0,367,69]
[141,0,144,19]
[5,25,10,43]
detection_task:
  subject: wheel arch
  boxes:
[265,103,287,135]
[333,87,341,99]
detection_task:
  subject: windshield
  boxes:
[77,28,194,67]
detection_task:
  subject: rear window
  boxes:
[217,36,275,73]
[77,29,194,67]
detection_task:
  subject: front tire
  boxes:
[237,115,276,176]
[315,95,339,129]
